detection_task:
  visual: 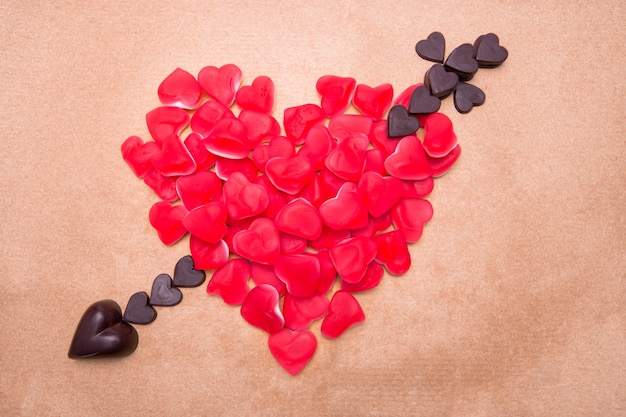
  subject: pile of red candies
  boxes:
[121,65,460,375]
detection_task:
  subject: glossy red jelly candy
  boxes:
[222,172,269,220]
[238,110,281,148]
[297,124,336,171]
[313,249,337,293]
[275,198,323,241]
[145,106,190,144]
[363,149,386,176]
[268,328,317,376]
[357,171,404,217]
[274,254,321,298]
[329,236,377,284]
[316,75,356,117]
[190,237,229,270]
[197,64,242,107]
[340,261,384,292]
[215,157,258,181]
[319,182,368,230]
[324,134,369,181]
[143,168,179,202]
[327,114,373,143]
[374,230,411,275]
[182,202,228,244]
[265,155,314,195]
[151,134,197,177]
[176,170,222,210]
[232,217,280,265]
[236,75,275,113]
[422,112,457,157]
[121,136,159,178]
[190,100,235,137]
[158,68,202,110]
[393,84,420,108]
[148,201,188,245]
[427,144,462,177]
[401,176,435,198]
[249,262,287,296]
[206,257,251,305]
[184,132,217,172]
[352,83,393,120]
[279,232,307,255]
[240,284,284,334]
[384,135,432,180]
[283,104,325,145]
[254,175,287,218]
[320,290,365,339]
[308,225,351,251]
[204,117,250,160]
[390,198,433,243]
[370,119,400,158]
[252,136,295,173]
[283,292,329,331]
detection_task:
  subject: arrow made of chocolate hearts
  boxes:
[69,33,507,375]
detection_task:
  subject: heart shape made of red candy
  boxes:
[120,64,461,375]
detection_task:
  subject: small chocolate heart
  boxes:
[415,31,445,63]
[387,105,420,138]
[424,64,459,99]
[474,33,508,68]
[453,82,485,114]
[150,273,182,306]
[173,255,206,287]
[68,299,138,359]
[444,43,479,81]
[123,291,157,324]
[408,85,441,115]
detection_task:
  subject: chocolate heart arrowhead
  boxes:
[173,255,206,287]
[444,43,479,81]
[424,64,458,99]
[408,85,441,115]
[68,299,138,359]
[123,291,157,325]
[387,105,419,138]
[415,31,445,63]
[150,273,183,306]
[474,33,508,68]
[453,82,485,114]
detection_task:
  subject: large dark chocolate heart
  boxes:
[424,64,458,99]
[123,291,157,324]
[150,273,182,306]
[173,255,206,287]
[387,105,420,138]
[415,31,445,63]
[68,299,138,359]
[453,82,485,114]
[444,43,479,81]
[408,85,441,115]
[474,33,508,68]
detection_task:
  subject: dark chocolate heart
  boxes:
[173,255,206,287]
[123,291,157,324]
[424,64,459,99]
[408,85,441,115]
[474,33,508,68]
[453,82,485,114]
[415,31,445,63]
[387,105,420,138]
[150,273,182,306]
[68,299,138,359]
[444,43,479,81]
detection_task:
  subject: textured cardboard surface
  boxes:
[1,1,624,416]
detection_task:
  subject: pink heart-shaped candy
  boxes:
[240,284,284,334]
[197,64,242,107]
[268,329,317,376]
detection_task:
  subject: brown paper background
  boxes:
[1,1,624,416]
